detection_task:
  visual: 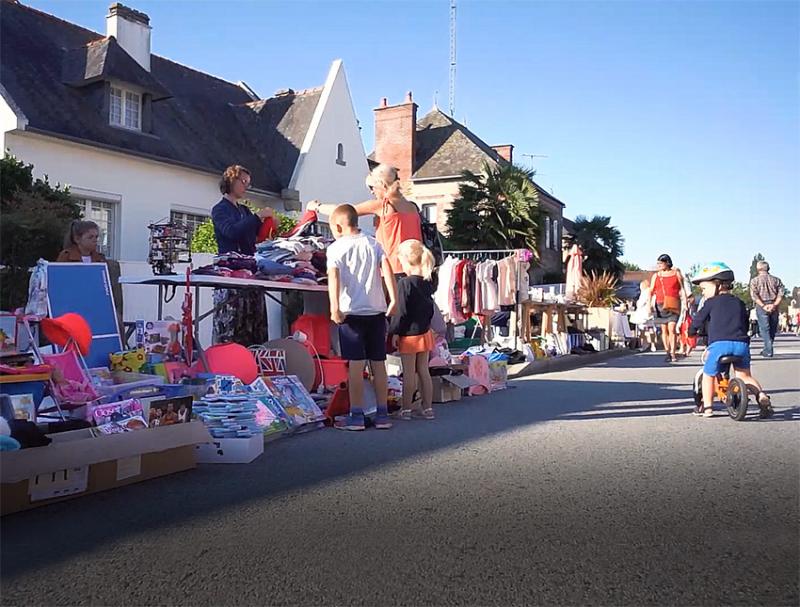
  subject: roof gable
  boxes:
[0,0,322,194]
[413,108,505,179]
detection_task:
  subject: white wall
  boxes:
[290,60,372,232]
[4,131,275,262]
[0,95,25,144]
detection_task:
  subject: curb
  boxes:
[508,348,638,379]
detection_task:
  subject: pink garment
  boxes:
[565,245,583,302]
[497,257,517,306]
[467,355,491,396]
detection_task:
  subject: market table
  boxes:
[119,274,328,348]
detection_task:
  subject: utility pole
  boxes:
[449,0,456,117]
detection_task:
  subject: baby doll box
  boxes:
[0,421,210,515]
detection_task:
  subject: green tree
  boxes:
[1,154,81,310]
[749,253,765,280]
[190,206,298,254]
[564,215,625,280]
[621,260,642,272]
[731,282,753,308]
[445,162,542,252]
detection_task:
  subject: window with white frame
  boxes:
[551,219,559,250]
[544,216,551,250]
[74,198,118,257]
[170,210,210,241]
[422,203,438,224]
[110,86,142,130]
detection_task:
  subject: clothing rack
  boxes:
[442,249,526,349]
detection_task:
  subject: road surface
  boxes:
[2,336,798,606]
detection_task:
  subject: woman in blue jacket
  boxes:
[211,165,274,345]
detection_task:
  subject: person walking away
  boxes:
[308,163,422,278]
[679,294,699,357]
[211,165,274,345]
[327,205,397,431]
[650,254,687,363]
[748,307,760,337]
[749,260,784,358]
[689,262,772,418]
[630,279,657,352]
[389,240,436,420]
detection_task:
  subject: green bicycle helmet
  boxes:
[691,261,735,285]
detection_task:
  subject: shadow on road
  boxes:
[2,339,798,580]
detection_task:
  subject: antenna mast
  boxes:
[449,0,457,116]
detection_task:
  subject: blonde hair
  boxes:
[366,163,402,199]
[397,239,434,280]
[219,165,251,194]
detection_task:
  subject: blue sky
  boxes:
[26,0,800,288]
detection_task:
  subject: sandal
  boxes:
[396,409,414,421]
[702,406,714,418]
[412,408,435,420]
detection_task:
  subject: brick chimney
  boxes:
[106,3,151,72]
[373,92,418,181]
[492,144,514,164]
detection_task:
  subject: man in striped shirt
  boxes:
[749,260,784,358]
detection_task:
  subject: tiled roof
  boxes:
[0,0,321,194]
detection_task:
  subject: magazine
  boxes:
[265,375,325,427]
[253,395,291,436]
[92,399,144,425]
[96,415,149,434]
[148,396,193,427]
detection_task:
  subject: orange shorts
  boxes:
[397,330,435,355]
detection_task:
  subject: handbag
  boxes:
[658,275,681,314]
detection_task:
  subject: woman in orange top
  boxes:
[649,253,687,363]
[308,164,422,276]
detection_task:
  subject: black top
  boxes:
[688,293,749,344]
[388,275,435,337]
[211,198,261,255]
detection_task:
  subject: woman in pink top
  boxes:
[308,164,422,276]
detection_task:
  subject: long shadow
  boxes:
[1,375,692,580]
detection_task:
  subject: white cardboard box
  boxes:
[196,434,264,464]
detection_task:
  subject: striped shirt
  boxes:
[749,273,784,306]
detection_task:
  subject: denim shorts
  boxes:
[338,314,387,361]
[703,340,750,375]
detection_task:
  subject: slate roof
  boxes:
[411,108,565,208]
[0,0,322,194]
[413,108,505,179]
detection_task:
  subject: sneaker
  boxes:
[334,414,366,431]
[373,414,392,429]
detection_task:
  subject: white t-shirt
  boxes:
[326,233,387,315]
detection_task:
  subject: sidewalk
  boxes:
[508,347,636,379]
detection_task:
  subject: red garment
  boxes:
[655,272,680,303]
[680,314,698,349]
[256,217,277,243]
[375,199,422,274]
[284,210,318,238]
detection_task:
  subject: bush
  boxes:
[1,154,81,310]
[577,271,620,307]
[190,206,298,254]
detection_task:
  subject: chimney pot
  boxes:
[380,97,388,108]
[405,91,413,103]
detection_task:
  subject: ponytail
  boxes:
[397,239,434,281]
[64,220,100,249]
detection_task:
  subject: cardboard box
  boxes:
[0,421,210,516]
[195,434,264,464]
[432,374,475,403]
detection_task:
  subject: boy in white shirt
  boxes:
[327,205,397,430]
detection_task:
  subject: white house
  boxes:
[1,0,370,340]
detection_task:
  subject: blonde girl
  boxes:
[389,240,436,420]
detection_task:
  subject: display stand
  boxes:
[442,249,527,350]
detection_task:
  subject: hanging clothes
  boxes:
[518,259,531,302]
[497,256,518,306]
[434,257,458,322]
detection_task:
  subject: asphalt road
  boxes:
[2,336,798,606]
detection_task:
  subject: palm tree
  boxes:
[445,162,542,252]
[565,215,625,280]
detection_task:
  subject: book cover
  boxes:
[92,399,144,426]
[142,320,182,357]
[9,394,35,421]
[265,375,325,426]
[148,395,193,427]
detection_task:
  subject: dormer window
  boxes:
[110,85,142,130]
